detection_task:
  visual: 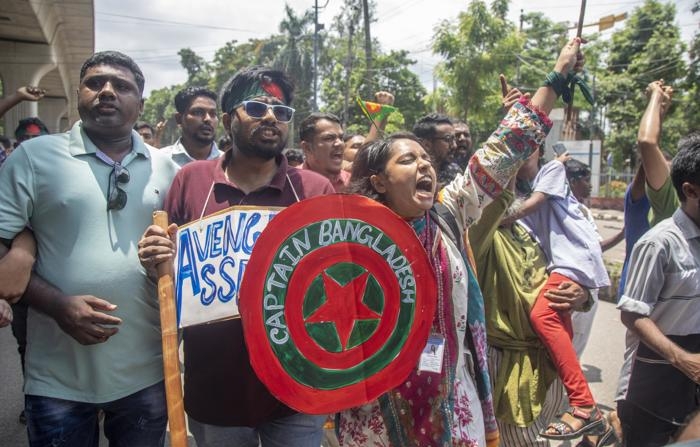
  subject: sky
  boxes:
[94,0,698,98]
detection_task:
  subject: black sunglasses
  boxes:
[236,100,295,123]
[107,163,130,210]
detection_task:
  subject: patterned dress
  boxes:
[337,98,552,447]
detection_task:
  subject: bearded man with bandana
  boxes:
[138,66,334,447]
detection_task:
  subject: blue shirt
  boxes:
[618,184,650,298]
[520,160,610,289]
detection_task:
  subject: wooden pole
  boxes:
[565,0,587,138]
[576,0,586,38]
[153,211,187,447]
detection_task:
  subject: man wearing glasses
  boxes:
[0,51,179,446]
[138,66,334,447]
[413,113,462,185]
[161,86,223,166]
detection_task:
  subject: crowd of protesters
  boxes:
[0,34,698,447]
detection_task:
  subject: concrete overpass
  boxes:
[0,0,94,137]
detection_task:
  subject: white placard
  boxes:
[174,206,281,327]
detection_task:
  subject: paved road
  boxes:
[0,304,629,447]
[0,320,26,445]
[0,211,629,446]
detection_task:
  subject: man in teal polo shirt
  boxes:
[0,51,179,447]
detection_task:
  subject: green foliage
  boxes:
[679,1,700,136]
[208,38,283,95]
[143,1,426,145]
[139,0,699,164]
[432,0,520,143]
[273,5,316,123]
[515,12,568,92]
[319,2,426,134]
[140,84,181,146]
[599,180,628,198]
[598,0,689,167]
[178,48,211,86]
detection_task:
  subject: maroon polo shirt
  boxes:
[301,162,351,193]
[164,153,334,427]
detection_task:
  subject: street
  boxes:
[0,212,629,447]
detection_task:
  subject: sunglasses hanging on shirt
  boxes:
[95,150,130,211]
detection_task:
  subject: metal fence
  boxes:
[596,168,635,198]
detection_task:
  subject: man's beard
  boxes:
[234,126,286,160]
[192,132,215,146]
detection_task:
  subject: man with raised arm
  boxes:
[616,133,700,446]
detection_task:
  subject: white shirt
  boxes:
[160,138,222,167]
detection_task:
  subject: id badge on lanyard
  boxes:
[419,335,445,374]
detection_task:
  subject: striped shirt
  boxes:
[616,207,700,401]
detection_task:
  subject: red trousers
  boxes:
[530,272,595,407]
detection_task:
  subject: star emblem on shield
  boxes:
[240,195,437,413]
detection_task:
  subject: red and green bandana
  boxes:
[223,75,286,113]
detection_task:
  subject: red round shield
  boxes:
[239,194,437,414]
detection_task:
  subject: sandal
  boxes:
[576,411,622,447]
[540,406,606,440]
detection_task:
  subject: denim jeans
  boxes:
[25,381,167,447]
[188,412,326,447]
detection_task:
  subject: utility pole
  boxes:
[313,0,319,112]
[312,0,329,112]
[362,0,372,95]
[588,71,596,170]
[516,9,523,87]
[342,6,358,127]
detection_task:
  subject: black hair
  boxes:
[219,66,294,114]
[0,135,11,149]
[174,86,218,114]
[218,134,232,151]
[671,132,700,202]
[298,112,342,142]
[134,121,154,133]
[349,132,423,203]
[412,113,453,140]
[564,158,591,181]
[343,133,360,142]
[80,51,145,94]
[15,117,50,139]
[283,147,305,164]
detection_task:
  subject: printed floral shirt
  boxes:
[337,98,552,447]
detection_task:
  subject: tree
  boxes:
[273,5,316,122]
[140,84,181,146]
[320,40,426,133]
[361,0,373,93]
[515,12,568,91]
[598,0,687,167]
[208,38,283,95]
[678,1,700,134]
[318,1,426,134]
[432,0,521,144]
[178,48,211,86]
